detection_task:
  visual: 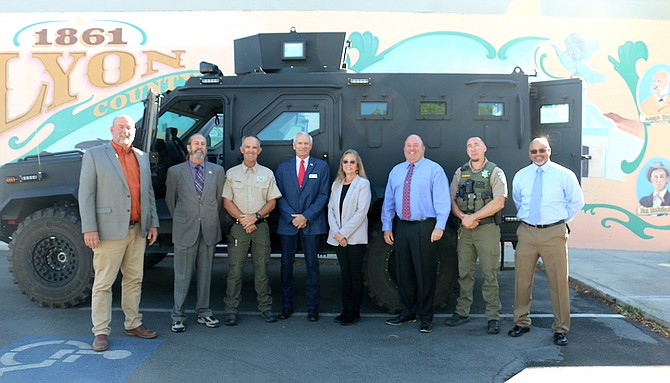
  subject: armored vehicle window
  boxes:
[420,101,446,115]
[416,100,451,120]
[477,102,504,118]
[158,111,199,139]
[540,103,570,124]
[360,101,389,117]
[200,113,224,148]
[257,112,320,141]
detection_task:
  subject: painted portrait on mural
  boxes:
[639,66,670,123]
[637,159,670,216]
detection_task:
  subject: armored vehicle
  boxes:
[0,30,583,312]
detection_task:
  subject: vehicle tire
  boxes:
[144,252,167,269]
[364,227,459,314]
[8,207,93,308]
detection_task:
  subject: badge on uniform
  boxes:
[309,174,318,179]
[257,175,265,181]
[482,170,490,178]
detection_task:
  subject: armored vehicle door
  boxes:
[239,94,336,174]
[530,78,583,180]
[149,94,228,237]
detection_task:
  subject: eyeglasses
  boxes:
[342,160,357,165]
[530,148,548,154]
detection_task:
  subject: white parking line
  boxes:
[76,307,624,319]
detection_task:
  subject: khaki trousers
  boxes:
[513,223,571,333]
[91,224,146,336]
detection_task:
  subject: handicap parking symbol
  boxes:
[0,336,162,382]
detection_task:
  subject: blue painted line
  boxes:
[0,336,162,382]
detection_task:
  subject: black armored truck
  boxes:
[0,30,583,312]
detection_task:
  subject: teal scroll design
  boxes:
[608,41,650,174]
[583,203,670,240]
[347,31,381,72]
[535,50,562,79]
[608,41,648,108]
[498,36,548,60]
[348,31,497,73]
[8,70,198,154]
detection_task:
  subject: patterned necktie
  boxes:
[194,164,204,199]
[402,163,414,220]
[298,159,306,189]
[653,193,663,207]
[528,167,543,224]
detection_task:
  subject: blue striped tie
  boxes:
[528,167,543,225]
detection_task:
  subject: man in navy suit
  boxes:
[275,132,330,321]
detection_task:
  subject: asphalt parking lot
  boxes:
[1,252,669,382]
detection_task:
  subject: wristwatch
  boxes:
[255,212,262,220]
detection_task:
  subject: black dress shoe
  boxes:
[419,320,433,333]
[385,315,417,326]
[307,311,320,322]
[553,332,568,346]
[334,312,345,324]
[279,308,293,320]
[340,313,360,326]
[508,325,530,337]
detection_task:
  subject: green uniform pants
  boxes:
[224,221,273,314]
[455,222,502,320]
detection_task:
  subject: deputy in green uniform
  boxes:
[444,136,507,334]
[222,136,282,326]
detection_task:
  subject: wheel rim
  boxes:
[31,234,78,286]
[384,247,398,289]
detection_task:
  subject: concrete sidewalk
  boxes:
[504,245,670,328]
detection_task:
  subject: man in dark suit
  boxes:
[639,161,670,208]
[275,132,330,321]
[79,114,159,352]
[165,134,225,333]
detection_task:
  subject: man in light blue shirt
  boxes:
[508,137,584,346]
[381,134,451,333]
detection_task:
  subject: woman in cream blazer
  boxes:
[327,149,372,325]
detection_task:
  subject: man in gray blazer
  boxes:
[165,134,225,332]
[79,114,159,352]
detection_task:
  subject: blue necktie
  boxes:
[528,167,543,225]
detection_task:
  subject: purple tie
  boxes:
[194,164,204,199]
[402,163,414,220]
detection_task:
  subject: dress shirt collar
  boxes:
[111,140,134,155]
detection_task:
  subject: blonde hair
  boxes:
[336,149,367,181]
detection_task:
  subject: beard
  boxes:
[190,150,206,160]
[652,85,669,97]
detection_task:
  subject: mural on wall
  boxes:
[345,29,670,245]
[0,18,197,163]
[1,11,669,250]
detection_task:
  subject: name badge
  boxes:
[308,174,318,179]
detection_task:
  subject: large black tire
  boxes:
[144,252,167,269]
[8,207,93,308]
[364,227,459,314]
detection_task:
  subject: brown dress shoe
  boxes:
[92,334,109,352]
[125,325,158,339]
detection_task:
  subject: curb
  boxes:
[569,276,670,329]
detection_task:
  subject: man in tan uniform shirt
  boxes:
[221,136,282,325]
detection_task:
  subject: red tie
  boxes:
[298,159,306,188]
[402,163,414,220]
